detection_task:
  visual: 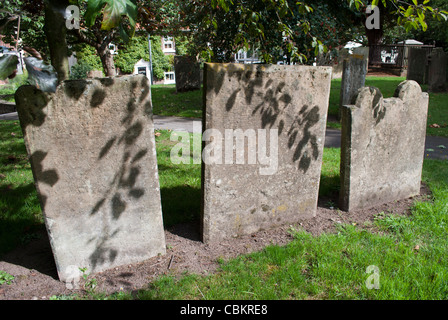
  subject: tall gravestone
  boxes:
[174,55,201,92]
[201,63,332,243]
[339,81,429,211]
[332,48,350,79]
[352,47,370,66]
[428,48,447,93]
[15,75,166,282]
[339,55,368,119]
[407,47,428,85]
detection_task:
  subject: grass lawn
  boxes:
[132,148,448,300]
[150,76,448,137]
[1,120,447,300]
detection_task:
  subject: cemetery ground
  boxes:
[0,77,447,300]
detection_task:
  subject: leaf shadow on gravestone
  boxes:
[28,150,59,210]
[15,86,52,130]
[221,65,321,173]
[86,77,149,270]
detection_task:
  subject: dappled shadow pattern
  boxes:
[216,64,323,173]
[27,150,59,211]
[14,86,51,129]
[86,76,152,270]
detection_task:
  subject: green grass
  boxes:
[0,73,29,102]
[134,157,448,300]
[0,120,43,255]
[151,84,203,119]
[155,130,202,227]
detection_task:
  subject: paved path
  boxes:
[1,112,447,160]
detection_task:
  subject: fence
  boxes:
[368,44,435,69]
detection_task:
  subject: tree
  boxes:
[1,0,447,82]
[44,0,70,82]
[181,0,448,64]
[67,0,138,77]
[411,0,448,50]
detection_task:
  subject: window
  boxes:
[137,67,147,76]
[163,36,175,53]
[164,71,175,84]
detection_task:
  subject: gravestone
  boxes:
[174,56,201,92]
[339,80,429,212]
[332,48,350,79]
[339,55,368,119]
[15,75,166,282]
[428,48,447,93]
[202,63,332,243]
[352,47,370,66]
[407,47,428,85]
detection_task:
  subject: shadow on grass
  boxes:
[0,182,58,278]
[160,185,202,241]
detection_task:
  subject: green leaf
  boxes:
[85,0,137,31]
[405,7,414,17]
[24,57,58,93]
[101,0,137,31]
[0,54,18,80]
[85,0,105,27]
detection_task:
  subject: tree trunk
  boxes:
[98,47,117,77]
[365,26,383,66]
[363,4,385,67]
[44,0,70,83]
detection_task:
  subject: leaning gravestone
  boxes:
[339,80,429,212]
[174,55,201,92]
[202,63,332,243]
[15,75,166,282]
[339,55,368,119]
[428,48,447,93]
[407,47,428,85]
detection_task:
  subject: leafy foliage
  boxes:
[84,0,137,42]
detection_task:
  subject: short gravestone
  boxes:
[339,80,429,211]
[174,56,201,92]
[339,55,368,119]
[15,75,166,282]
[428,48,447,92]
[407,47,428,85]
[201,63,332,243]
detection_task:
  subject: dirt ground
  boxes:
[0,185,431,300]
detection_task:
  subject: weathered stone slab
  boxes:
[202,63,332,243]
[339,55,368,119]
[15,75,166,282]
[340,80,429,212]
[352,47,369,66]
[428,48,447,93]
[407,47,428,84]
[331,48,350,79]
[174,55,201,92]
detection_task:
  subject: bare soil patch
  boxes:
[0,185,431,300]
